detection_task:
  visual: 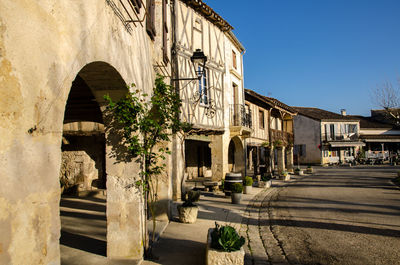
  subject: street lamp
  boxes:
[172,49,207,81]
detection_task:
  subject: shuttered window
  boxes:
[146,0,156,40]
[162,0,169,63]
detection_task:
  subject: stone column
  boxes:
[286,146,294,173]
[277,146,286,173]
[209,135,225,181]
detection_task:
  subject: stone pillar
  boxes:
[286,146,294,173]
[209,135,225,181]
[277,146,286,173]
[106,133,144,260]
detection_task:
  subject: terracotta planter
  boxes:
[243,185,252,194]
[206,229,245,265]
[177,205,199,224]
[231,193,242,204]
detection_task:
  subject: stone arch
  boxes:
[60,61,144,261]
[228,136,245,174]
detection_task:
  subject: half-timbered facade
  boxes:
[171,0,248,198]
[245,89,297,176]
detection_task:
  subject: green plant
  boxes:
[307,165,312,168]
[211,222,245,252]
[261,141,270,147]
[273,140,283,146]
[231,183,243,193]
[280,170,288,176]
[294,168,300,172]
[182,190,200,207]
[220,179,225,191]
[243,176,253,186]
[104,75,191,256]
[261,174,272,181]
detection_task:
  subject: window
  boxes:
[146,0,156,40]
[130,0,142,13]
[259,110,265,129]
[198,66,209,105]
[232,50,237,69]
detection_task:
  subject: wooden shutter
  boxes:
[146,0,156,40]
[162,0,169,63]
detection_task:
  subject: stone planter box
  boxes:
[206,229,245,265]
[282,174,290,181]
[295,170,304,176]
[258,180,272,188]
[177,205,198,224]
[231,193,242,204]
[243,185,252,194]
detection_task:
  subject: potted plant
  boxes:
[258,173,272,188]
[177,190,201,223]
[281,170,290,181]
[243,176,253,194]
[306,165,313,174]
[206,222,245,265]
[231,183,243,204]
[294,168,304,175]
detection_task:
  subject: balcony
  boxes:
[322,133,359,142]
[230,104,252,137]
[270,129,294,146]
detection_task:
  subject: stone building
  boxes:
[293,107,365,165]
[170,0,249,198]
[0,0,248,263]
[353,111,400,161]
[0,0,172,263]
[244,89,297,176]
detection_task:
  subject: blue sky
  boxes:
[209,0,400,116]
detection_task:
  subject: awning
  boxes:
[329,142,365,147]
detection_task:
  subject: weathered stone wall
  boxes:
[293,115,322,164]
[0,0,170,263]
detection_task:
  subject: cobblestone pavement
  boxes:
[240,181,291,265]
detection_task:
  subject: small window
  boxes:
[232,50,237,69]
[130,0,142,13]
[259,110,265,129]
[198,67,209,105]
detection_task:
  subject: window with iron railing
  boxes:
[230,104,252,128]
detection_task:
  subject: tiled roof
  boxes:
[181,0,233,32]
[245,89,297,114]
[293,107,359,121]
[359,135,400,140]
[350,115,393,129]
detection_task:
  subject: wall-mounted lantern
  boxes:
[172,49,207,81]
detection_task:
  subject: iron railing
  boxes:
[322,133,358,142]
[230,104,252,128]
[270,129,294,145]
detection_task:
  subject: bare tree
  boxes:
[372,78,400,125]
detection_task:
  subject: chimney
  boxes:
[341,109,347,116]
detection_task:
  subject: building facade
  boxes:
[0,0,175,263]
[244,89,297,176]
[293,108,365,165]
[355,112,400,161]
[170,0,249,198]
